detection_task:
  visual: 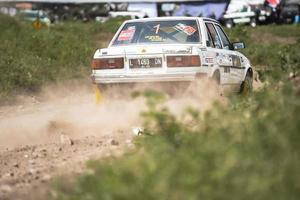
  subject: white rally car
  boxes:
[91,17,253,93]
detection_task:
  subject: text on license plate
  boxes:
[129,58,162,68]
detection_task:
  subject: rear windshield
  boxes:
[112,20,200,46]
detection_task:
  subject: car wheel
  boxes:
[225,19,234,28]
[250,18,257,27]
[240,71,253,95]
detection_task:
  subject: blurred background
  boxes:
[0,0,299,26]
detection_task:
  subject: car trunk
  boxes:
[96,44,200,74]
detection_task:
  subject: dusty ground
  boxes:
[0,78,258,200]
[0,82,144,200]
[0,135,130,200]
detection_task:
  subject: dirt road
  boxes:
[0,83,143,200]
[0,135,131,200]
[0,81,227,200]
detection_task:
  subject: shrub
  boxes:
[54,68,300,200]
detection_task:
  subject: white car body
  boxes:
[223,6,257,28]
[91,17,253,92]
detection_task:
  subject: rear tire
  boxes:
[250,18,257,27]
[225,19,234,28]
[240,71,253,95]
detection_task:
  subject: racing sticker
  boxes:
[202,52,216,65]
[205,57,214,64]
[174,23,197,36]
[118,26,136,41]
[217,53,232,66]
[163,47,192,54]
[231,55,242,67]
[145,35,164,42]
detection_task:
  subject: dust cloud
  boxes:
[0,80,223,149]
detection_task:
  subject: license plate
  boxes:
[129,58,162,68]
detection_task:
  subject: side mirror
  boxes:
[233,42,245,50]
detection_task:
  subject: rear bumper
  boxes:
[91,72,208,84]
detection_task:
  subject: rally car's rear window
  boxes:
[112,20,200,46]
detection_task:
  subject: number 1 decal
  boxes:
[153,24,160,34]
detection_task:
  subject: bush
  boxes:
[226,25,300,69]
[54,67,300,200]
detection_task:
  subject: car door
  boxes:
[213,24,244,85]
[204,22,231,85]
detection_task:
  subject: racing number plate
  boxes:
[129,58,162,69]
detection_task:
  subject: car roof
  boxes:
[124,17,219,24]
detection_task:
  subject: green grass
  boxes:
[0,14,120,102]
[226,24,300,70]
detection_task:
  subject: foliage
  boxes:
[0,14,118,101]
[279,39,300,77]
[226,25,300,70]
[54,66,300,200]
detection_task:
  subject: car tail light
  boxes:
[167,55,201,67]
[91,57,124,70]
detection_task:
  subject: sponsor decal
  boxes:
[163,47,192,54]
[174,23,197,36]
[217,53,231,66]
[117,26,135,41]
[202,52,216,66]
[231,55,242,67]
[205,57,214,64]
[145,35,164,42]
[219,54,244,71]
